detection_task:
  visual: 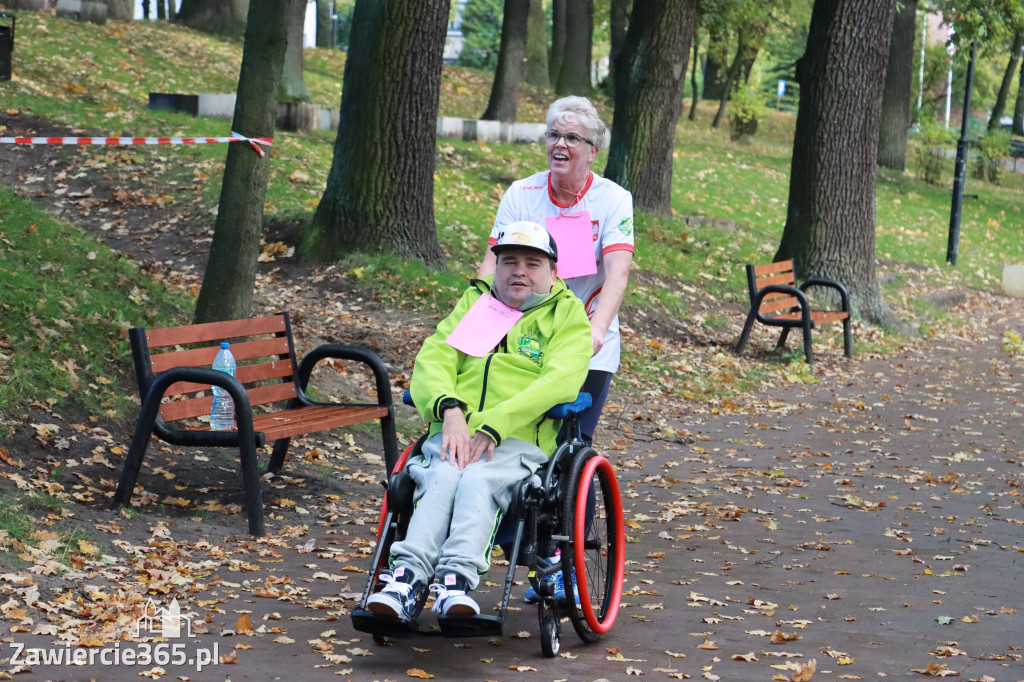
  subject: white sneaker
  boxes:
[430,574,479,616]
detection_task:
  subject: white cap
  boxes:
[491,220,558,262]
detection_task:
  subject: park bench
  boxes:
[1010,139,1024,172]
[734,259,852,365]
[111,312,398,536]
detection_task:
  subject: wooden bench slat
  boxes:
[150,336,291,373]
[755,271,796,288]
[752,260,796,277]
[760,296,800,314]
[146,315,287,348]
[773,311,849,323]
[162,360,295,397]
[255,405,390,441]
[159,382,299,422]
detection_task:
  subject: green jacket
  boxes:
[410,275,592,455]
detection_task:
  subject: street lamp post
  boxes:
[947,40,977,266]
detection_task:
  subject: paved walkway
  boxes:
[11,303,1023,681]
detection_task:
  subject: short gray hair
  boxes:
[546,96,610,149]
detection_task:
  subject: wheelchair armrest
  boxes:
[546,392,592,420]
[799,278,851,312]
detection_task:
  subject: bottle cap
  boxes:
[220,342,230,349]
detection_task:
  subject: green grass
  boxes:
[1,10,1023,420]
[0,187,191,431]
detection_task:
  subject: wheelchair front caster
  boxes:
[540,609,560,657]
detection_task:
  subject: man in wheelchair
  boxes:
[365,221,592,624]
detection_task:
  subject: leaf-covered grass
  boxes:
[2,10,1024,419]
[0,187,190,433]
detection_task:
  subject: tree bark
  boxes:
[279,0,312,102]
[711,29,747,128]
[316,0,332,48]
[482,0,529,122]
[156,0,165,20]
[301,0,448,268]
[702,31,727,100]
[775,0,902,330]
[107,0,134,20]
[604,0,698,217]
[688,36,700,120]
[877,0,917,170]
[555,0,592,95]
[1014,56,1024,136]
[549,0,566,86]
[988,29,1024,131]
[177,0,247,36]
[606,0,630,96]
[523,0,549,87]
[194,0,289,324]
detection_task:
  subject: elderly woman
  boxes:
[478,96,633,444]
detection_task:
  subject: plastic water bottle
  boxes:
[210,342,236,430]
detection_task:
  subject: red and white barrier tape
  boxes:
[0,131,272,156]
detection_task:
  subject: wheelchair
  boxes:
[351,392,626,657]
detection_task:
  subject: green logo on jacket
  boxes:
[517,328,543,363]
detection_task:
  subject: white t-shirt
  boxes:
[489,170,634,372]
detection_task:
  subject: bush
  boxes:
[913,121,955,185]
[729,87,766,142]
[971,130,1011,184]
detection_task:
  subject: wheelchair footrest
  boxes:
[437,613,504,638]
[351,608,424,639]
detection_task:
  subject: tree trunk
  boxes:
[606,0,630,96]
[550,0,566,86]
[1014,56,1024,136]
[177,0,247,36]
[523,0,549,87]
[775,0,902,330]
[107,0,134,20]
[482,0,529,122]
[316,0,332,48]
[300,0,448,268]
[279,0,312,102]
[555,0,592,95]
[877,0,917,170]
[988,29,1024,131]
[702,31,727,100]
[142,0,150,20]
[688,36,700,121]
[193,0,289,324]
[156,0,165,20]
[711,29,746,128]
[604,0,698,217]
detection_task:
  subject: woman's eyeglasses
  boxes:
[544,131,594,147]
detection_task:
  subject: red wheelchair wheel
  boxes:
[561,448,625,640]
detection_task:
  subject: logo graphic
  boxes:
[512,231,530,244]
[616,217,633,236]
[517,328,543,363]
[8,596,218,673]
[136,598,196,639]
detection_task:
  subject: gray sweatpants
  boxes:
[387,434,548,590]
